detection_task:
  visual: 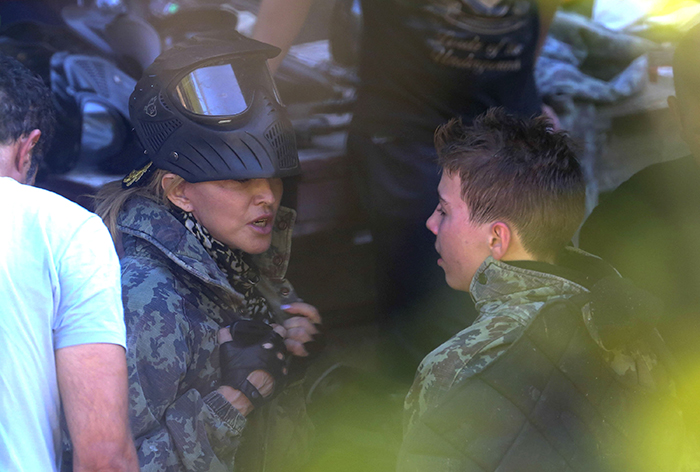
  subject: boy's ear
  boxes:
[162,174,193,212]
[488,221,512,261]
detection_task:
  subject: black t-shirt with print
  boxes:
[352,0,543,141]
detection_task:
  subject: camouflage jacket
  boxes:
[399,248,693,471]
[118,196,313,472]
[403,251,595,429]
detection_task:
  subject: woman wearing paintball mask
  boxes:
[95,36,320,472]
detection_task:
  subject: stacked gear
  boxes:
[50,52,139,173]
[0,18,142,174]
[125,34,300,187]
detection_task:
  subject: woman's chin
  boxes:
[230,236,273,255]
[245,245,272,255]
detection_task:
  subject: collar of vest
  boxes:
[470,247,619,310]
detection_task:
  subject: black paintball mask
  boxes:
[124,34,300,187]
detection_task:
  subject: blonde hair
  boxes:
[94,169,185,242]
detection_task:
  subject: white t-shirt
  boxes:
[0,177,126,472]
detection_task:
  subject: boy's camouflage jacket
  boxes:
[403,249,597,429]
[117,196,313,472]
[399,248,690,471]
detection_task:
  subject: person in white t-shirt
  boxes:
[0,54,138,472]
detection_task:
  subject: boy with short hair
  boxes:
[398,108,686,472]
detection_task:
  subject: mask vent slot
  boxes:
[159,92,171,111]
[141,118,182,151]
[264,121,297,169]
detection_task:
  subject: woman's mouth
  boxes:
[248,214,274,234]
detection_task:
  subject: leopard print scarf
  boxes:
[170,206,272,323]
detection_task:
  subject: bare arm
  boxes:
[56,343,138,472]
[536,0,562,128]
[252,0,315,73]
[536,0,561,58]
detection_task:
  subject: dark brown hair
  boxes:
[0,54,56,179]
[435,108,585,260]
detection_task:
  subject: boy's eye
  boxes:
[437,205,446,216]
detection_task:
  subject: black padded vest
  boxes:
[401,298,687,472]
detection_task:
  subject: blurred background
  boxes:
[2,0,698,469]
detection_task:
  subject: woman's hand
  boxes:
[216,323,287,416]
[281,302,322,357]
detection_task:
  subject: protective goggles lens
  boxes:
[173,59,280,117]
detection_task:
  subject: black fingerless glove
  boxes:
[219,320,289,409]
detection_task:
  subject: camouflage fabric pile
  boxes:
[535,11,656,211]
